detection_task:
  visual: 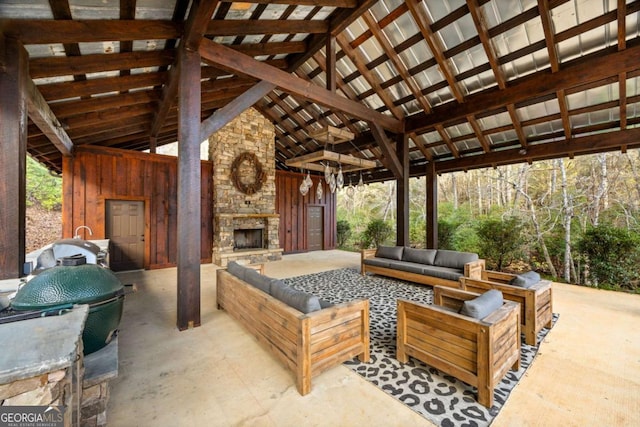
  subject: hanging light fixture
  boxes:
[336,164,344,189]
[357,173,364,191]
[299,169,311,196]
[316,179,323,200]
[329,172,337,194]
[346,177,355,197]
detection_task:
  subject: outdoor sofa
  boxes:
[361,246,484,288]
[460,268,553,346]
[397,286,521,407]
[216,262,370,395]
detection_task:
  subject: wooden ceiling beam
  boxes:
[436,127,640,174]
[407,42,640,133]
[50,90,161,118]
[336,33,403,120]
[29,50,175,79]
[199,39,402,133]
[1,20,181,44]
[26,77,73,156]
[150,0,219,137]
[362,11,432,114]
[369,121,402,179]
[206,19,327,36]
[466,0,506,89]
[38,72,167,101]
[220,0,358,6]
[406,0,464,103]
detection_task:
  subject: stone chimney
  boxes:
[207,108,282,266]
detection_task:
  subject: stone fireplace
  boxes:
[208,108,283,266]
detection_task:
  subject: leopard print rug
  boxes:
[284,268,558,427]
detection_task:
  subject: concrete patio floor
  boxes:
[109,250,640,426]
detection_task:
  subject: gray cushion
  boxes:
[319,299,334,309]
[227,261,248,281]
[421,265,464,282]
[510,271,541,288]
[244,268,272,294]
[375,245,404,260]
[402,247,437,265]
[433,250,479,270]
[363,257,391,268]
[386,260,428,275]
[459,289,504,319]
[270,280,322,314]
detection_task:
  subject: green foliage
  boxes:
[476,216,525,271]
[26,157,62,210]
[575,225,640,290]
[409,217,425,248]
[336,220,352,248]
[361,219,393,249]
[450,223,480,253]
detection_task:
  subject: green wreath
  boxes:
[230,152,266,195]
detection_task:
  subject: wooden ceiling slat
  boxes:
[50,90,161,118]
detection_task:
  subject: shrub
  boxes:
[361,219,393,249]
[476,216,525,271]
[575,225,640,290]
[336,220,351,248]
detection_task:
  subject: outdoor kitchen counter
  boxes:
[0,305,88,384]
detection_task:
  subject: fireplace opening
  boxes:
[234,228,264,251]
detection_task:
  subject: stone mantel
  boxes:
[217,213,279,218]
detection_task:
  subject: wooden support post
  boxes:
[426,161,438,249]
[325,35,336,93]
[149,136,157,153]
[396,133,409,246]
[176,46,201,330]
[0,36,28,279]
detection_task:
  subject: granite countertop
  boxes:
[0,305,88,384]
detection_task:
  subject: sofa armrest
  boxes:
[361,248,377,260]
[464,259,485,279]
[482,269,516,284]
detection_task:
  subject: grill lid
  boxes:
[11,264,123,310]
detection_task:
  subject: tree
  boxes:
[361,219,393,249]
[476,216,525,271]
[575,225,640,290]
[26,156,62,210]
[336,220,351,248]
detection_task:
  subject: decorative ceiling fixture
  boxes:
[285,126,376,186]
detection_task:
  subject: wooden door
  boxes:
[106,200,145,271]
[308,206,324,251]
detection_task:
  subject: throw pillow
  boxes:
[459,289,504,319]
[510,270,541,288]
[402,247,437,265]
[433,250,479,269]
[375,245,404,260]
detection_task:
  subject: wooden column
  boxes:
[176,46,201,330]
[325,35,336,93]
[426,161,438,249]
[0,37,28,279]
[396,133,409,246]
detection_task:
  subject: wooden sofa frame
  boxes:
[397,286,521,407]
[216,269,370,395]
[361,248,484,288]
[460,268,553,346]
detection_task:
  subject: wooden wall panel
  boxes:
[62,146,213,269]
[276,170,337,254]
